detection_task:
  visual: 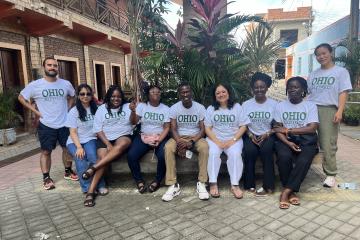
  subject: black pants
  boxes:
[275,141,318,192]
[243,135,275,190]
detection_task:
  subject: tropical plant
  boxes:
[336,39,360,88]
[241,23,281,73]
[0,90,23,129]
[343,104,360,126]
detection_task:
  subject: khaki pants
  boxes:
[318,105,339,176]
[164,137,209,185]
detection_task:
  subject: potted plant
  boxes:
[0,89,23,145]
[343,104,360,126]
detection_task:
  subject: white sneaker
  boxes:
[162,183,181,202]
[323,176,336,188]
[197,182,209,200]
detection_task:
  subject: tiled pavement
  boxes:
[1,133,360,239]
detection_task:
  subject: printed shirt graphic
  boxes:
[169,101,206,136]
[93,103,132,141]
[136,102,170,134]
[242,98,278,136]
[20,78,75,129]
[307,65,352,107]
[274,100,319,129]
[205,103,250,141]
[65,107,96,144]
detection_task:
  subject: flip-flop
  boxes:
[289,193,300,205]
[98,187,109,196]
[231,186,243,199]
[279,201,290,209]
[210,184,220,198]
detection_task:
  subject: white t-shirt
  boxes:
[136,102,170,134]
[65,107,97,145]
[307,65,352,107]
[205,103,250,141]
[93,103,132,141]
[20,78,75,129]
[169,101,206,136]
[274,100,319,129]
[242,98,278,136]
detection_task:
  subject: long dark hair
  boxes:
[103,85,126,116]
[76,84,97,121]
[286,76,309,98]
[144,85,162,103]
[212,83,235,110]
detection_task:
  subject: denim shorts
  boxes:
[37,122,69,151]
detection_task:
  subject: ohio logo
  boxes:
[178,115,198,123]
[248,111,271,119]
[214,114,235,122]
[42,89,65,97]
[282,112,306,121]
[311,77,335,86]
[144,112,164,121]
[105,111,126,119]
[83,114,94,121]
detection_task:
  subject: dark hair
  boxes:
[103,85,126,115]
[42,56,57,67]
[144,85,162,102]
[286,76,308,98]
[212,83,235,110]
[177,82,191,92]
[76,84,97,121]
[250,72,272,88]
[314,43,333,56]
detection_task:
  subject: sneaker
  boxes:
[197,182,209,200]
[255,187,273,197]
[323,176,336,188]
[43,177,55,190]
[162,183,181,202]
[64,170,79,181]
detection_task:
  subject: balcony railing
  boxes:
[43,0,129,35]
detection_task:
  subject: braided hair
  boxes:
[103,85,126,116]
[286,76,309,98]
[76,84,97,122]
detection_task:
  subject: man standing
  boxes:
[18,57,78,190]
[162,82,209,202]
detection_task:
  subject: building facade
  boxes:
[0,0,130,131]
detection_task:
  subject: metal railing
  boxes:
[43,0,129,35]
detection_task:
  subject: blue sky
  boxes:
[163,0,351,33]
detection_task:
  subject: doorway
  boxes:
[95,63,106,101]
[111,65,121,87]
[58,60,78,89]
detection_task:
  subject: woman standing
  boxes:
[242,72,277,196]
[205,84,249,199]
[273,77,319,209]
[308,43,352,188]
[66,84,106,194]
[81,85,135,207]
[127,85,170,193]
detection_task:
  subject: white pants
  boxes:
[206,138,244,185]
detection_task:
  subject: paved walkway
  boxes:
[1,132,360,240]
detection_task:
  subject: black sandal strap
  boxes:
[82,166,96,180]
[137,181,147,194]
[148,181,160,193]
[84,193,95,207]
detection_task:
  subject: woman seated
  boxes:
[242,72,277,196]
[66,84,106,195]
[82,85,136,207]
[205,84,249,199]
[127,85,170,193]
[273,76,319,209]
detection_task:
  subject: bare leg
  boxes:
[62,147,72,168]
[40,150,52,173]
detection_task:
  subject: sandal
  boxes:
[210,183,220,198]
[289,193,300,205]
[98,187,109,196]
[148,181,160,193]
[279,192,290,209]
[230,186,243,199]
[82,166,96,180]
[84,193,96,207]
[137,181,147,194]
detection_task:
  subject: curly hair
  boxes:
[212,83,235,110]
[250,72,272,88]
[286,76,309,98]
[76,84,97,122]
[103,85,126,116]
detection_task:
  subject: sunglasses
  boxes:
[79,92,92,96]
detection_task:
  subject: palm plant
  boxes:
[241,24,281,73]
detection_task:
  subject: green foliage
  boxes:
[344,104,360,125]
[0,90,22,129]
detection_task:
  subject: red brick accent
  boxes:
[263,7,312,21]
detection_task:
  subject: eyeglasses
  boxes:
[79,92,92,96]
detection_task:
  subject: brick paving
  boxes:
[1,132,360,239]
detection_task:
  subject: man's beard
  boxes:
[45,70,58,77]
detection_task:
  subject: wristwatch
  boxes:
[232,137,237,142]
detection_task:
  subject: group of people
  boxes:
[18,43,352,209]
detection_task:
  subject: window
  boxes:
[308,54,313,73]
[297,57,302,75]
[280,29,298,48]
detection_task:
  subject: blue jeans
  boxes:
[127,135,167,183]
[67,140,105,193]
